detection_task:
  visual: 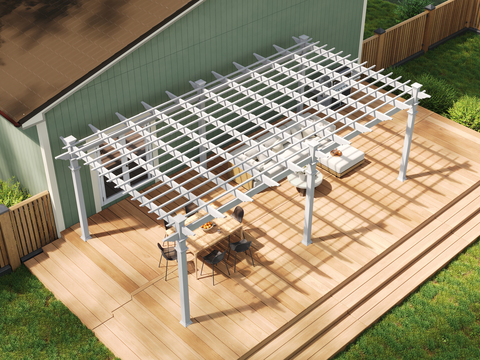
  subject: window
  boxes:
[97,129,152,206]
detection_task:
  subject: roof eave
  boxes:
[18,0,205,129]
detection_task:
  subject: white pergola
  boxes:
[56,35,429,327]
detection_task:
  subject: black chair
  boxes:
[157,243,177,281]
[185,203,198,217]
[228,239,255,272]
[201,249,230,285]
[163,219,172,230]
[162,220,176,247]
[232,206,244,224]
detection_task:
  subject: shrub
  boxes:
[415,73,459,115]
[447,95,480,132]
[0,177,30,207]
[395,0,431,22]
[381,70,459,115]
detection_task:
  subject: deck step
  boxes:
[295,224,478,359]
[241,181,480,360]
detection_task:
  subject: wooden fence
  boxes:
[362,0,480,70]
[0,191,57,271]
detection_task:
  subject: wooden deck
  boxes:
[25,105,480,359]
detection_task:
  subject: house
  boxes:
[0,0,368,237]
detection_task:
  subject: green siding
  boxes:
[45,0,365,228]
[0,116,47,196]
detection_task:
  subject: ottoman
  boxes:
[318,144,365,178]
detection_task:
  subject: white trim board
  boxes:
[36,121,66,236]
[358,0,368,64]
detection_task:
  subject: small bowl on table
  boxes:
[201,222,216,233]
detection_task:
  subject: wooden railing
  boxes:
[362,0,480,70]
[0,191,57,271]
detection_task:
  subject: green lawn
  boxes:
[336,21,480,360]
[389,31,480,98]
[334,236,480,359]
[364,0,398,39]
[0,265,119,360]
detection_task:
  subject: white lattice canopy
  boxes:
[56,35,428,327]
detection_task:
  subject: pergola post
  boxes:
[302,144,318,246]
[192,79,208,166]
[397,83,422,182]
[63,136,91,241]
[174,215,192,327]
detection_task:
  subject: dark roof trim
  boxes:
[0,110,21,127]
[18,0,202,126]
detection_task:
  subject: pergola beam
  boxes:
[165,91,303,173]
[115,113,253,204]
[88,123,225,220]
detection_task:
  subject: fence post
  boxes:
[422,5,436,52]
[374,28,386,71]
[0,205,21,271]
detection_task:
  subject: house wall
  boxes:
[44,0,365,229]
[0,115,47,196]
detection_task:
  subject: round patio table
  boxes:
[287,171,323,196]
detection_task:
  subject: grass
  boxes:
[389,31,480,98]
[364,0,399,39]
[0,265,119,360]
[335,16,480,360]
[334,236,480,359]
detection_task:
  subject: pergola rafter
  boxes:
[56,35,429,327]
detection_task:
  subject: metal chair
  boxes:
[163,219,172,230]
[228,239,255,272]
[157,243,177,281]
[232,205,244,224]
[162,220,176,247]
[230,205,246,244]
[185,203,198,217]
[201,249,230,285]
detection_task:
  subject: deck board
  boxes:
[26,108,480,359]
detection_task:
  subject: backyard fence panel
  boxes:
[382,12,427,69]
[8,191,57,259]
[44,194,57,241]
[472,0,480,29]
[0,206,21,270]
[450,0,472,33]
[0,227,8,268]
[364,0,479,70]
[431,1,452,43]
[361,36,378,69]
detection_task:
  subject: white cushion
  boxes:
[229,144,248,156]
[246,159,258,168]
[289,124,304,141]
[317,138,333,147]
[262,136,279,148]
[317,120,336,133]
[283,146,309,163]
[263,160,285,177]
[258,153,268,162]
[253,161,264,172]
[318,145,364,174]
[245,148,258,159]
[237,154,247,162]
[302,127,315,138]
[272,139,284,153]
